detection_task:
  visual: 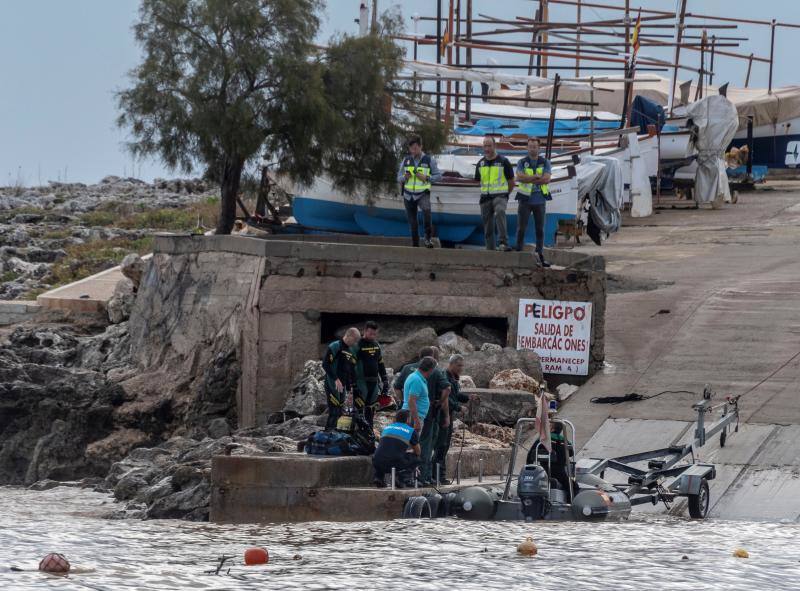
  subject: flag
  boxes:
[534,393,551,453]
[440,24,450,58]
[630,9,642,58]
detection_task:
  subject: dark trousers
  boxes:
[433,422,454,481]
[403,192,432,246]
[324,385,344,430]
[354,381,379,430]
[418,411,439,482]
[516,201,546,254]
[373,453,420,484]
[480,196,509,249]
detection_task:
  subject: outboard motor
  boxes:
[517,464,550,520]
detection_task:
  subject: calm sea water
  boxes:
[1,486,799,590]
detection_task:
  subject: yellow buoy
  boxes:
[517,537,538,557]
[732,548,749,559]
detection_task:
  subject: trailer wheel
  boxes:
[402,496,432,519]
[688,479,710,519]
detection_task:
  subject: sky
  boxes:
[1,0,798,185]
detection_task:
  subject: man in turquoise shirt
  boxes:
[402,356,437,431]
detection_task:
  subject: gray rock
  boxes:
[480,343,503,352]
[463,347,543,388]
[463,323,506,349]
[382,327,438,370]
[283,360,327,417]
[461,388,538,426]
[207,417,231,439]
[107,278,136,324]
[24,247,67,263]
[436,331,475,357]
[120,253,146,291]
[334,317,460,344]
[114,468,152,501]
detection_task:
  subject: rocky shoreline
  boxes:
[1,311,550,521]
[0,177,216,300]
[0,177,555,522]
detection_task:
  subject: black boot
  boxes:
[538,252,551,268]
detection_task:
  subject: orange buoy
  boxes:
[244,547,269,566]
[517,537,538,557]
[39,553,70,574]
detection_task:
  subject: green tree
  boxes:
[119,0,446,234]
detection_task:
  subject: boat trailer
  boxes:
[402,387,740,521]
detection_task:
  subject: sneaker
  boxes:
[439,478,452,486]
[499,243,513,252]
[424,238,434,248]
[538,253,551,268]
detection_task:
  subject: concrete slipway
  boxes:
[564,184,800,521]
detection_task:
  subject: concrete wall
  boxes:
[149,234,606,428]
[0,300,41,326]
[211,448,511,523]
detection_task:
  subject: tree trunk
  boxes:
[216,155,244,235]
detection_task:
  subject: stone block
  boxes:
[261,313,293,342]
[462,388,538,426]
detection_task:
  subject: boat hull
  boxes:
[731,118,800,168]
[293,177,579,247]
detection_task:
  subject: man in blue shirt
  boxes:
[372,409,421,488]
[397,136,442,248]
[401,355,447,486]
[515,137,552,267]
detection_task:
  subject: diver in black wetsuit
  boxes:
[354,321,389,430]
[526,421,574,493]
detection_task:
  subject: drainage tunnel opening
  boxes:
[319,312,509,348]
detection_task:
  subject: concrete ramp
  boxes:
[579,418,800,521]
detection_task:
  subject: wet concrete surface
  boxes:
[562,186,800,520]
[564,186,800,445]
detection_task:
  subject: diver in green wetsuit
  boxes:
[354,321,389,430]
[321,327,360,431]
[433,354,475,484]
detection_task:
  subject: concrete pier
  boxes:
[211,448,509,523]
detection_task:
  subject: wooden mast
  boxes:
[668,0,688,115]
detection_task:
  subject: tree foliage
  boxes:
[118,0,446,234]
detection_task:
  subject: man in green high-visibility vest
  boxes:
[397,135,442,248]
[515,137,552,267]
[474,135,516,251]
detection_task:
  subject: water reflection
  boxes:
[1,486,798,590]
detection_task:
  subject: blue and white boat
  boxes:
[292,157,581,247]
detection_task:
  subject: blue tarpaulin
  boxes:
[455,117,620,137]
[630,95,666,134]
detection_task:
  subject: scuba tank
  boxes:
[336,388,355,432]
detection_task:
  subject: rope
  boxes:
[590,390,697,404]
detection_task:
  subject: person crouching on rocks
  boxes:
[373,409,421,488]
[322,327,360,431]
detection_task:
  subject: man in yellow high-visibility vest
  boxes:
[397,136,442,248]
[515,137,552,267]
[474,135,516,251]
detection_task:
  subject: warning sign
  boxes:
[517,298,593,376]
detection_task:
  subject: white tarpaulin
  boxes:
[403,60,591,90]
[686,96,739,205]
[576,155,623,235]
